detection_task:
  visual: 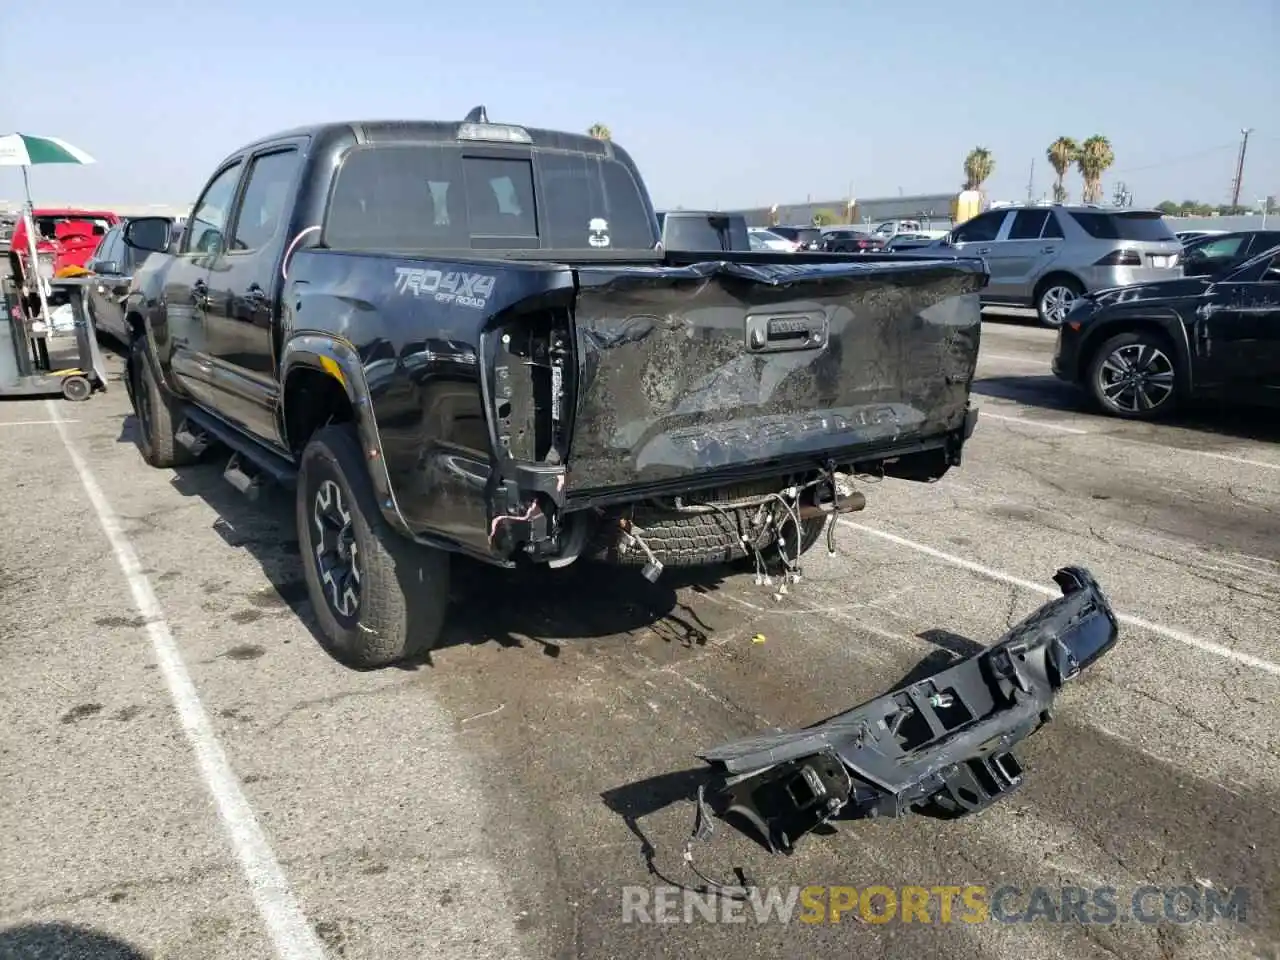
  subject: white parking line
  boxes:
[45,400,326,960]
[1137,444,1280,472]
[978,410,1089,434]
[0,419,81,426]
[841,519,1280,678]
[977,405,1280,471]
[980,353,1049,365]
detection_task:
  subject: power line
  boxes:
[1107,141,1241,175]
[1107,134,1277,177]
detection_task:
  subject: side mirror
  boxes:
[95,259,121,275]
[122,217,171,254]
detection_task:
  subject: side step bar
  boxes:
[223,452,263,501]
[175,406,298,496]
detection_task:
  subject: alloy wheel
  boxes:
[1097,343,1175,415]
[313,478,361,619]
[1039,285,1078,326]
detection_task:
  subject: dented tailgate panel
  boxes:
[565,258,987,495]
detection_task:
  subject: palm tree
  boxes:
[1046,137,1079,203]
[587,123,611,141]
[1076,135,1115,204]
[963,147,994,194]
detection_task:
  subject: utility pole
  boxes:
[1026,157,1035,203]
[1230,127,1253,208]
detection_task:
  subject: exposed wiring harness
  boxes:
[681,783,755,901]
[657,466,880,598]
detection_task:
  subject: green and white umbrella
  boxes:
[0,133,96,167]
[0,133,97,320]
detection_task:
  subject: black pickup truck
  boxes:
[117,107,989,668]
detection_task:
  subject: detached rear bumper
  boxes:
[698,566,1119,854]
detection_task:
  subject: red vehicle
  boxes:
[8,208,120,306]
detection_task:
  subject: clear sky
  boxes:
[3,0,1276,211]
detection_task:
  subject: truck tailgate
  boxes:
[564,257,986,497]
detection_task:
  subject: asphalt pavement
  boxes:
[1,312,1277,960]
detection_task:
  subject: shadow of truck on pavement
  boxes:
[115,413,742,671]
[0,922,149,960]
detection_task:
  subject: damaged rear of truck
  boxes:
[276,120,987,627]
[121,112,1121,849]
[315,252,987,575]
[122,110,988,664]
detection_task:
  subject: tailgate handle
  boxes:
[745,312,828,353]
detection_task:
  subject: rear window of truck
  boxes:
[1068,211,1177,242]
[323,143,656,252]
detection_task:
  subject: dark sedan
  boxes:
[819,228,886,253]
[1052,243,1280,420]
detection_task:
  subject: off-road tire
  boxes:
[129,336,196,468]
[593,504,829,568]
[1086,330,1180,421]
[296,423,451,668]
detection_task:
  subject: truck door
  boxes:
[167,159,245,413]
[201,144,303,444]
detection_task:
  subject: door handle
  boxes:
[244,285,268,307]
[1041,246,1058,254]
[977,247,991,255]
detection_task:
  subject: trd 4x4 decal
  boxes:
[394,267,497,309]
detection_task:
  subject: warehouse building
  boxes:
[727,191,961,229]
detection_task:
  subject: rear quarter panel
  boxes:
[281,249,575,556]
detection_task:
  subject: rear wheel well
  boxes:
[284,366,355,456]
[1033,271,1084,303]
[1079,319,1178,383]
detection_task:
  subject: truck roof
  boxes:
[227,117,630,168]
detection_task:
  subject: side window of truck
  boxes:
[184,162,243,255]
[325,144,468,251]
[230,148,301,253]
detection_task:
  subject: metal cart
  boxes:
[0,275,107,401]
